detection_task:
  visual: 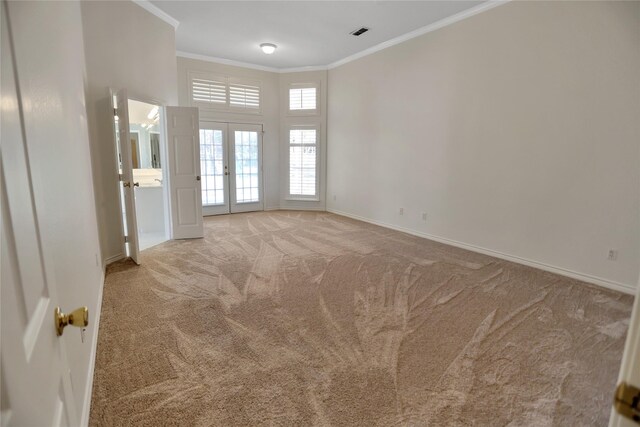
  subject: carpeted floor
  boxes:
[90,211,633,426]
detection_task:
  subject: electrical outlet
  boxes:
[422,212,428,221]
[399,207,404,216]
[608,249,618,261]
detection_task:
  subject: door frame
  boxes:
[111,90,172,258]
[199,119,265,216]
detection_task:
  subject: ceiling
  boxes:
[150,1,484,69]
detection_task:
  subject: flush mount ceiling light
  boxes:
[260,43,277,55]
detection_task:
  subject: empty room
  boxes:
[1,0,639,426]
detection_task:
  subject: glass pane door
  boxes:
[199,122,229,215]
[229,124,263,213]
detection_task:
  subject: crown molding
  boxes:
[279,65,328,74]
[177,51,281,73]
[177,51,328,74]
[132,0,180,29]
[328,0,509,69]
[176,0,509,73]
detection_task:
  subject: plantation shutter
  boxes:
[289,87,317,111]
[191,77,226,105]
[289,128,317,197]
[229,83,260,109]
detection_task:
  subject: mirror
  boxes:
[130,132,140,168]
[127,99,161,170]
[150,132,161,168]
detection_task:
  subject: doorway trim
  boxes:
[111,90,173,258]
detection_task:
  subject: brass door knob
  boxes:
[54,306,88,336]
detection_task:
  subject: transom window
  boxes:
[189,72,261,113]
[289,85,317,112]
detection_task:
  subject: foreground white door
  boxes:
[1,1,84,425]
[609,279,640,426]
[166,106,204,239]
[115,89,141,263]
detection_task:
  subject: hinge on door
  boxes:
[124,236,129,243]
[113,107,118,116]
[614,382,640,424]
[118,174,123,181]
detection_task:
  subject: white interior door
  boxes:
[229,124,264,213]
[609,278,640,426]
[200,122,230,216]
[115,89,140,264]
[1,2,77,424]
[166,106,204,239]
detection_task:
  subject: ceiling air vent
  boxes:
[350,27,369,36]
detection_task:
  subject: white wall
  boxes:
[82,1,178,263]
[327,1,640,291]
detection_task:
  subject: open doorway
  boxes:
[126,99,169,250]
[114,93,170,259]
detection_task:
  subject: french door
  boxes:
[200,122,263,215]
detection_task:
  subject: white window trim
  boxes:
[286,124,320,201]
[188,70,262,115]
[287,82,320,117]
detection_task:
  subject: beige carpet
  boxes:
[90,211,633,426]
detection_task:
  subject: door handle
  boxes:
[196,175,201,181]
[123,181,131,188]
[224,172,229,176]
[133,182,139,187]
[54,306,88,336]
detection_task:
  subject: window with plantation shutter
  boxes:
[289,85,317,112]
[191,77,226,105]
[289,127,318,198]
[229,82,260,110]
[188,71,262,113]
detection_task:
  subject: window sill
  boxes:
[286,110,319,117]
[285,197,320,202]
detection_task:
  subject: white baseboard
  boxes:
[80,268,106,426]
[265,206,327,212]
[327,208,636,295]
[103,253,124,269]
